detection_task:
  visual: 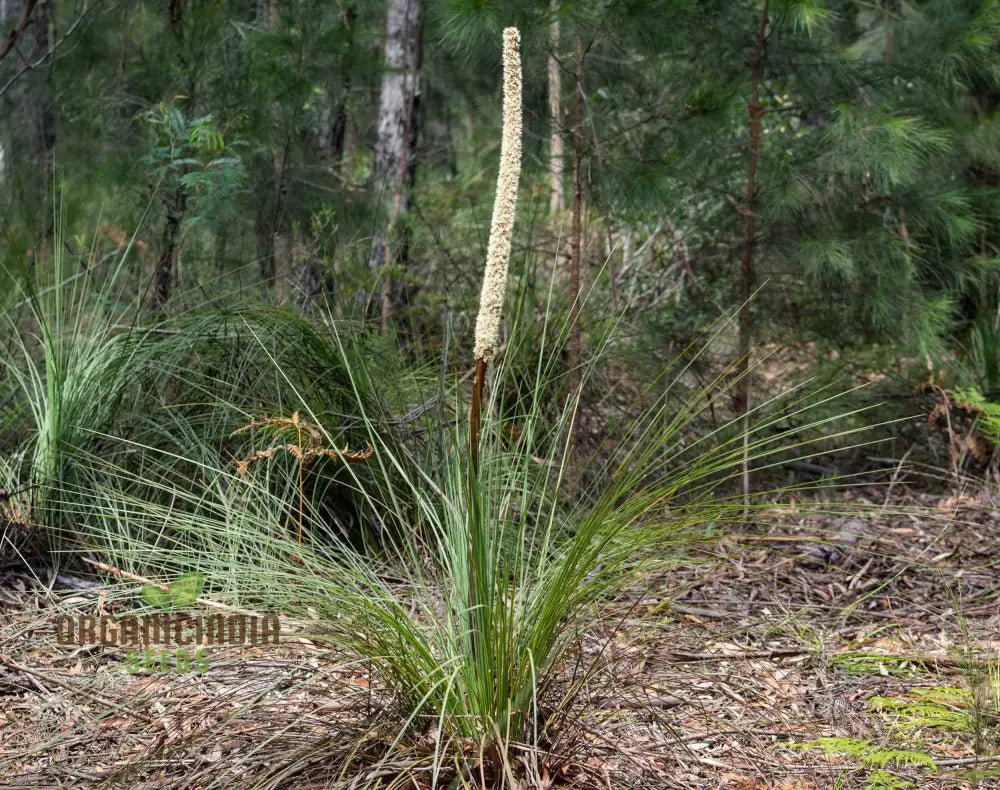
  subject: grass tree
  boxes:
[54,27,894,787]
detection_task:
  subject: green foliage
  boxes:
[791,678,1000,789]
[871,687,975,733]
[141,572,205,611]
[832,652,925,678]
[3,0,1000,381]
[788,736,937,770]
[0,213,149,521]
[952,388,1000,444]
[56,296,879,769]
[863,770,916,790]
[141,103,247,226]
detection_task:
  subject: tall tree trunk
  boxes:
[259,0,291,291]
[737,0,769,506]
[567,35,584,448]
[117,0,130,86]
[261,137,289,288]
[150,0,187,311]
[547,1,564,213]
[370,0,422,329]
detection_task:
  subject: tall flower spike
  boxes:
[473,27,523,363]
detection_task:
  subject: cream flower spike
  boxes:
[473,27,523,363]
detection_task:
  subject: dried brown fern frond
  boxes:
[232,412,373,476]
[232,412,373,543]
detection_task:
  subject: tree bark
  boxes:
[147,0,189,312]
[737,0,769,504]
[152,192,185,313]
[547,1,564,213]
[370,0,422,328]
[258,0,293,291]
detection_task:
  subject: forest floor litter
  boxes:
[1,485,998,789]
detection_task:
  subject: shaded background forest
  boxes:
[4,0,1000,470]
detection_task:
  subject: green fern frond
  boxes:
[789,737,937,770]
[865,769,915,790]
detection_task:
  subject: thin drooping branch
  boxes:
[0,0,40,66]
[0,0,96,99]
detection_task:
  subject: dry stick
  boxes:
[0,657,156,724]
[738,0,770,516]
[81,557,262,617]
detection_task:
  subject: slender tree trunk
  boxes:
[262,137,289,288]
[326,99,348,164]
[567,35,584,447]
[547,1,564,213]
[31,0,52,202]
[152,193,185,312]
[259,0,293,291]
[150,0,187,311]
[117,1,130,86]
[737,0,769,507]
[370,0,422,328]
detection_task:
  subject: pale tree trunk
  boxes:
[547,1,564,213]
[370,0,422,330]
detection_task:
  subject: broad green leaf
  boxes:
[169,572,205,608]
[142,584,171,611]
